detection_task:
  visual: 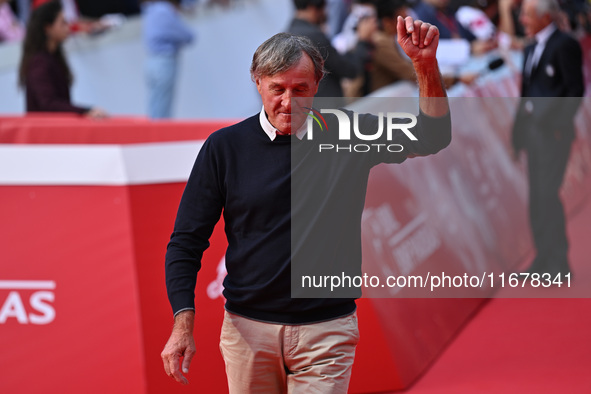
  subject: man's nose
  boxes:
[281,90,293,109]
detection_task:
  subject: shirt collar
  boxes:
[259,106,309,141]
[534,23,556,46]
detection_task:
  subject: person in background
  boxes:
[75,0,141,18]
[287,0,376,98]
[456,0,499,41]
[0,0,24,42]
[18,0,107,117]
[498,0,526,48]
[414,0,497,54]
[325,0,352,38]
[142,0,194,119]
[14,0,31,25]
[332,0,377,54]
[511,0,584,278]
[371,0,478,93]
[371,0,418,91]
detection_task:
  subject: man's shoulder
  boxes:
[206,114,260,144]
[548,29,580,51]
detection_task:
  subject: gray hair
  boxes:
[526,0,560,17]
[250,33,325,82]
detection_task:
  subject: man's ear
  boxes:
[255,77,263,95]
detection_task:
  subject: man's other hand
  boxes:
[161,310,196,385]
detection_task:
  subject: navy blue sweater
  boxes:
[165,109,451,324]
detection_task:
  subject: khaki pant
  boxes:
[219,310,360,394]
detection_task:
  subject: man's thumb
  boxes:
[182,348,194,374]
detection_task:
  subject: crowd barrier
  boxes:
[2,45,591,393]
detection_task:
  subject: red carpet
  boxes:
[399,199,591,393]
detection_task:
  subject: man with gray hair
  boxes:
[161,16,451,392]
[512,0,584,277]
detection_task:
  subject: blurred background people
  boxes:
[325,0,352,38]
[414,0,497,54]
[371,0,417,91]
[498,0,526,48]
[456,0,498,41]
[70,0,141,19]
[18,0,107,117]
[142,0,194,119]
[287,0,376,98]
[371,0,479,93]
[0,0,24,42]
[28,0,128,35]
[332,0,376,54]
[511,0,584,277]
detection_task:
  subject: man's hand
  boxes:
[161,310,196,385]
[397,16,448,115]
[397,16,439,64]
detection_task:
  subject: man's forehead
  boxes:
[264,58,317,83]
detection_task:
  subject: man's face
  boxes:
[520,0,552,37]
[255,54,319,135]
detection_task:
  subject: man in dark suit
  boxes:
[512,0,584,276]
[287,0,376,98]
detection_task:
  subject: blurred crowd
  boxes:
[293,0,591,97]
[3,0,591,118]
[0,0,238,41]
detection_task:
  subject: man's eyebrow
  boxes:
[268,82,310,89]
[294,82,310,88]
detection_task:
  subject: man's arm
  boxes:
[396,16,449,117]
[162,136,224,385]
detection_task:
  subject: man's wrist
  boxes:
[173,310,195,333]
[412,59,439,75]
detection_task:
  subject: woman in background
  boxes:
[18,0,107,118]
[142,0,194,119]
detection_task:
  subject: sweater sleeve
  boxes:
[165,136,224,315]
[362,109,452,166]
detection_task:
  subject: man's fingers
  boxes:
[162,347,189,385]
[413,19,422,46]
[161,351,172,376]
[169,354,189,385]
[404,16,414,35]
[419,23,430,48]
[396,16,406,38]
[424,25,438,46]
[182,346,196,374]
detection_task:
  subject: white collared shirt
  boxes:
[259,106,309,141]
[527,23,556,74]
